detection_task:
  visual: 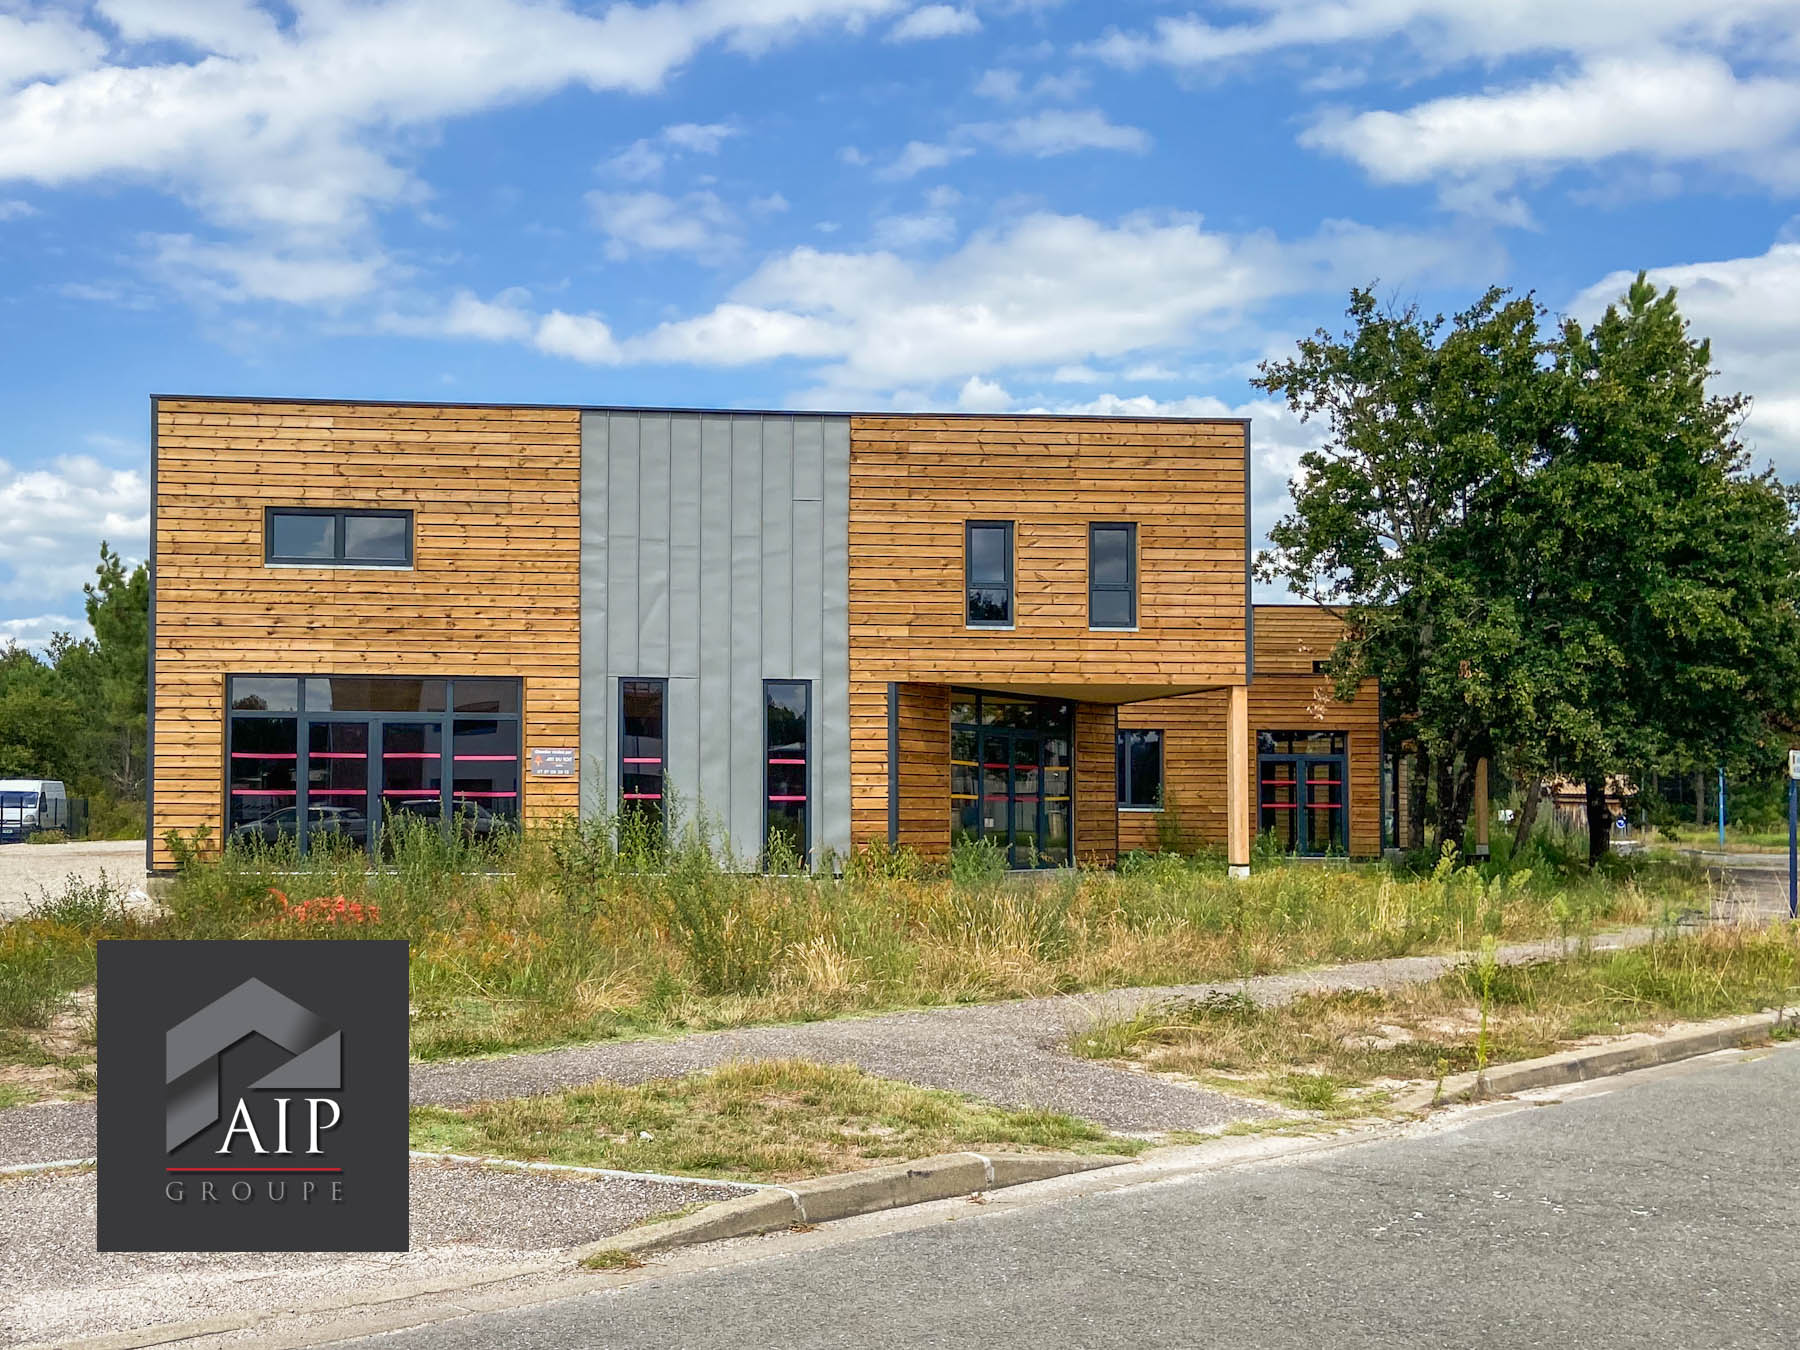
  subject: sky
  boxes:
[2,0,1799,648]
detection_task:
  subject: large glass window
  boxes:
[965,521,1014,627]
[764,680,810,865]
[1116,728,1162,809]
[949,690,1073,868]
[224,675,520,856]
[620,678,666,831]
[265,508,413,566]
[1258,729,1348,856]
[1089,523,1137,629]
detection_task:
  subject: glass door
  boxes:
[304,721,370,854]
[1258,752,1346,854]
[1301,757,1345,855]
[1041,732,1072,867]
[378,720,444,855]
[1259,758,1299,852]
[1010,732,1042,868]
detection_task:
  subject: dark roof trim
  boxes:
[149,393,1250,427]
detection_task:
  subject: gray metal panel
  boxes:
[729,416,764,858]
[696,416,735,830]
[580,409,852,865]
[818,415,852,859]
[578,411,609,814]
[638,414,672,678]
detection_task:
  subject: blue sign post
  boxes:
[1788,750,1799,921]
[1718,767,1727,850]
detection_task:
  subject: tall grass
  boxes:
[1,812,1708,1061]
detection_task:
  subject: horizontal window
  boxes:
[266,508,413,566]
[1116,728,1163,809]
[1258,730,1347,757]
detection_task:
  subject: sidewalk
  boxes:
[0,928,1655,1170]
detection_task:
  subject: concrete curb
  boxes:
[573,1150,1129,1261]
[1391,1009,1789,1113]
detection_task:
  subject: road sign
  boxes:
[1789,748,1800,780]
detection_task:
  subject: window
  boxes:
[965,521,1014,627]
[764,680,810,866]
[223,675,520,856]
[1116,728,1163,809]
[619,678,666,832]
[1089,523,1136,629]
[265,508,412,566]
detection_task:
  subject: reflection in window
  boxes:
[1089,523,1136,629]
[265,508,412,566]
[453,718,520,834]
[228,716,299,842]
[965,521,1013,626]
[764,681,810,865]
[1116,728,1162,808]
[620,679,666,832]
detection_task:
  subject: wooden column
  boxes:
[1227,683,1250,878]
[1472,757,1490,857]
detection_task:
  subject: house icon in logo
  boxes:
[165,977,342,1152]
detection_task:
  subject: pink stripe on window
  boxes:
[311,752,367,760]
[767,795,807,803]
[622,792,662,801]
[232,789,296,796]
[452,791,519,799]
[383,752,438,759]
[767,757,806,765]
[307,789,365,796]
[381,789,440,796]
[231,753,296,760]
[622,757,662,764]
[452,755,515,762]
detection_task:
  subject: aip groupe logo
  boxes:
[97,940,408,1252]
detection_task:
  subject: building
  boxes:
[148,397,1261,874]
[1114,604,1383,859]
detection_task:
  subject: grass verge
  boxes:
[408,1059,1139,1183]
[1069,925,1800,1115]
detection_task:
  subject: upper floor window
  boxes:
[965,521,1014,627]
[265,508,413,567]
[1089,522,1136,629]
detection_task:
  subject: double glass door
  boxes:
[951,691,1073,868]
[1258,753,1346,855]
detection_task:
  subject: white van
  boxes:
[0,779,68,840]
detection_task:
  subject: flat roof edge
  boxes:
[148,394,1251,427]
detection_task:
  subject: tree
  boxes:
[81,541,149,798]
[1258,279,1800,864]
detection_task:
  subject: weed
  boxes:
[580,1249,646,1271]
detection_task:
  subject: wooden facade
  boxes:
[842,415,1250,865]
[149,399,582,869]
[1117,605,1382,857]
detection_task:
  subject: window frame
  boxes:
[264,507,414,568]
[617,677,669,834]
[1088,521,1137,630]
[1115,726,1164,811]
[964,520,1016,629]
[762,679,812,869]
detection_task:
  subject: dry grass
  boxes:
[1071,924,1800,1115]
[408,1059,1138,1183]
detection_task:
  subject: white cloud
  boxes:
[1052,365,1104,383]
[1305,54,1800,196]
[533,311,621,364]
[147,235,390,306]
[662,122,737,154]
[623,304,846,366]
[1571,241,1800,474]
[587,189,738,262]
[957,375,1012,410]
[603,121,738,182]
[750,192,791,215]
[0,200,36,221]
[875,109,1149,178]
[0,455,148,613]
[871,210,956,248]
[1086,1,1800,71]
[974,67,1023,100]
[924,185,960,209]
[0,614,87,652]
[380,288,536,342]
[887,5,981,42]
[0,10,103,89]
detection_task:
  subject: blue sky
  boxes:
[2,0,1799,645]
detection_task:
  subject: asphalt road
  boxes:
[336,1046,1800,1350]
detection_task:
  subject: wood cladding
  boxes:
[1254,604,1350,675]
[846,415,1249,855]
[150,400,581,869]
[1074,702,1119,865]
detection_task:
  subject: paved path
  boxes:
[0,929,1651,1169]
[336,1042,1800,1350]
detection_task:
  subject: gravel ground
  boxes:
[0,839,146,920]
[0,1160,748,1348]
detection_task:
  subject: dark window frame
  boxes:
[223,674,521,856]
[618,677,669,835]
[1115,727,1163,809]
[763,679,812,869]
[1089,522,1137,629]
[264,507,414,567]
[964,520,1015,628]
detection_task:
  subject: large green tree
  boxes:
[82,541,150,798]
[1257,278,1800,863]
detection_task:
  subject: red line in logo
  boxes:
[165,1167,344,1174]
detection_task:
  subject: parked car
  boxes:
[388,796,509,838]
[232,805,369,847]
[0,779,68,841]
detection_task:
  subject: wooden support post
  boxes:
[1472,757,1490,857]
[1227,684,1250,879]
